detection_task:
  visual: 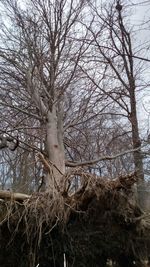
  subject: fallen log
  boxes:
[0,190,30,201]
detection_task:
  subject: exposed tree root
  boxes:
[0,171,149,267]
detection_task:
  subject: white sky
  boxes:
[100,0,150,136]
[129,1,150,137]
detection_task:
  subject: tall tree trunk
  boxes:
[129,80,145,208]
[45,105,65,190]
[130,96,144,181]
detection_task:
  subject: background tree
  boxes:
[80,0,147,185]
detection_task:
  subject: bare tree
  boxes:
[81,0,145,185]
[0,0,88,190]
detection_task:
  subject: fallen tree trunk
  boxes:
[0,190,30,201]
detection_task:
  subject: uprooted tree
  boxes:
[0,0,150,267]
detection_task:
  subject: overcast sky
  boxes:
[128,1,150,137]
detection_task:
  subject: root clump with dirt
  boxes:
[0,170,149,267]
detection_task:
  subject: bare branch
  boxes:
[65,147,141,167]
[0,101,42,121]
